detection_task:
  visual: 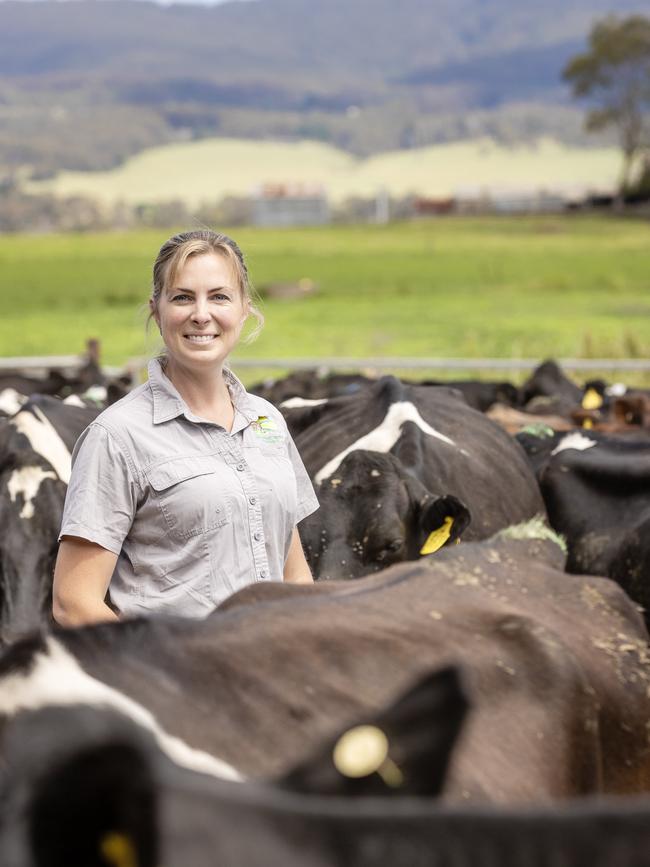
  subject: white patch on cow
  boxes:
[606,383,627,398]
[551,432,597,456]
[63,395,85,407]
[9,405,72,483]
[279,397,329,409]
[84,385,107,403]
[8,466,57,519]
[0,638,242,781]
[315,401,462,484]
[0,389,28,417]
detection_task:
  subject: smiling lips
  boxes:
[184,334,219,343]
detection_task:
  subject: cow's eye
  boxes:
[387,540,403,552]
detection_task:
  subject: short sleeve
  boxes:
[285,433,320,524]
[59,422,138,555]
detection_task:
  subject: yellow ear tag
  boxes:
[420,516,454,556]
[334,725,388,777]
[333,725,403,787]
[100,833,138,867]
[582,417,594,430]
[582,388,603,410]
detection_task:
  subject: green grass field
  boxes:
[26,137,622,206]
[1,216,649,385]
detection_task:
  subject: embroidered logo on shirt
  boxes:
[251,416,284,444]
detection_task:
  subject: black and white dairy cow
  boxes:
[0,669,467,867]
[0,389,29,420]
[0,530,649,820]
[516,427,650,625]
[413,379,520,413]
[284,376,545,579]
[0,396,100,642]
[250,368,373,405]
[518,359,583,416]
[6,701,650,867]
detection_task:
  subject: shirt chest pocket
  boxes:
[145,456,232,540]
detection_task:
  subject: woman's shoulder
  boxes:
[79,383,154,464]
[92,382,152,431]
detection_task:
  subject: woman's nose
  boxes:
[190,299,210,322]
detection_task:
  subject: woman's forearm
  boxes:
[52,595,118,627]
[283,528,314,584]
[284,571,314,584]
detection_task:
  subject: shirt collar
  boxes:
[148,358,259,427]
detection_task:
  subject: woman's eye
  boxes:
[171,293,229,302]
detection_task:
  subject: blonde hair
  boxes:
[149,229,264,342]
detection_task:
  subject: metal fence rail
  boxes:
[0,355,129,378]
[1,355,650,377]
[228,357,650,372]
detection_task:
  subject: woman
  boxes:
[53,230,318,626]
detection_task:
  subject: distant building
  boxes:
[252,184,330,227]
[454,186,569,215]
[413,197,455,216]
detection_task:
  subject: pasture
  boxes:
[0,215,649,384]
[24,136,622,206]
[2,215,650,865]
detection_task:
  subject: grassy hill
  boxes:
[26,137,622,206]
[1,0,647,178]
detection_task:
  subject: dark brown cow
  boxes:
[0,529,648,806]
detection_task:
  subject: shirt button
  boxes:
[249,496,257,505]
[254,532,262,542]
[260,570,267,579]
[236,463,245,472]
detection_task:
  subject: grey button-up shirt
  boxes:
[59,358,319,618]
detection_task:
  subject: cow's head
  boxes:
[0,703,158,867]
[300,450,470,580]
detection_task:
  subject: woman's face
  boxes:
[152,252,248,372]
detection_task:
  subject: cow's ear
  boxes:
[28,739,158,867]
[419,495,471,555]
[278,666,468,797]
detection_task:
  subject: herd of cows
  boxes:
[1,356,650,865]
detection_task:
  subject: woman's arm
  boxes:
[283,528,314,585]
[52,536,119,626]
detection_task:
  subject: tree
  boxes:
[563,15,650,193]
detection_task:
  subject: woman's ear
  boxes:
[149,299,161,332]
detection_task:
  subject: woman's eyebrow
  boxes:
[169,286,232,293]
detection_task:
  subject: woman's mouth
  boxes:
[184,334,218,343]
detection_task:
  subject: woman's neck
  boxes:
[162,358,234,425]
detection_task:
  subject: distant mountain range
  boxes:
[0,0,647,179]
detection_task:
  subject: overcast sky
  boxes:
[2,0,255,4]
